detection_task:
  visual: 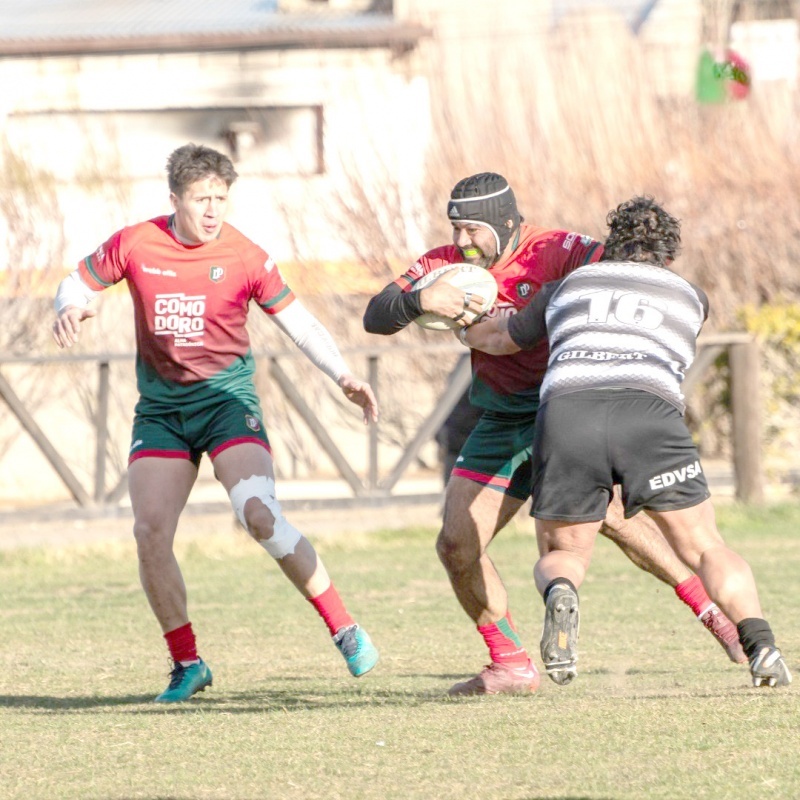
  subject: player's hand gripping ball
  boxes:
[413,263,498,331]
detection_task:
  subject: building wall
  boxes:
[0,44,430,269]
[398,0,550,27]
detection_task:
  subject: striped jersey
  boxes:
[77,215,295,406]
[397,224,602,413]
[507,261,709,412]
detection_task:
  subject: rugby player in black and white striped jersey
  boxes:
[464,196,790,689]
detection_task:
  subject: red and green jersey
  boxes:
[397,224,603,413]
[78,215,295,406]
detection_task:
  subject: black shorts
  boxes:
[531,389,710,521]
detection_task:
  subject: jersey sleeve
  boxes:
[541,232,603,282]
[252,251,296,315]
[393,245,461,291]
[396,257,430,290]
[77,229,130,290]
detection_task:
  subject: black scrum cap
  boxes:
[447,172,520,255]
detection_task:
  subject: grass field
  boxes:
[1,503,798,800]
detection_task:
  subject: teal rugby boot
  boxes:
[154,658,213,703]
[333,624,379,677]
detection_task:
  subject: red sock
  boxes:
[308,583,354,636]
[478,612,529,668]
[675,575,714,618]
[164,622,198,663]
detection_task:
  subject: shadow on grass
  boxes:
[0,675,495,713]
[1,665,757,713]
[0,671,754,713]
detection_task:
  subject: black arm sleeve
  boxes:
[506,280,563,350]
[363,282,425,335]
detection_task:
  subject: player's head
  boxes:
[447,173,521,266]
[167,144,238,244]
[167,143,238,196]
[601,196,681,267]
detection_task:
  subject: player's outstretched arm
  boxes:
[337,373,379,425]
[462,279,555,353]
[461,317,519,355]
[272,301,380,424]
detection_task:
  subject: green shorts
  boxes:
[129,395,270,466]
[450,410,537,500]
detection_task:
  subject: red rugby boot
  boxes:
[448,660,540,696]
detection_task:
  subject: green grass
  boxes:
[1,504,798,800]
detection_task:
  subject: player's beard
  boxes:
[461,247,496,270]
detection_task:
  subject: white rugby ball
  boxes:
[412,263,498,331]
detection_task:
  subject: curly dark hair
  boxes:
[601,196,681,267]
[166,143,238,196]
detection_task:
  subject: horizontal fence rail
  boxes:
[0,334,763,520]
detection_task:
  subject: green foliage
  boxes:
[739,302,800,349]
[690,304,800,468]
[737,304,800,466]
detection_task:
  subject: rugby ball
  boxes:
[412,263,498,331]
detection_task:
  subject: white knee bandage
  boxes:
[228,475,302,559]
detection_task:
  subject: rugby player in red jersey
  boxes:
[52,143,379,702]
[463,196,790,689]
[364,173,745,695]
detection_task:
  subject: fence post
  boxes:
[729,339,764,504]
[0,368,93,507]
[94,360,111,502]
[367,355,379,491]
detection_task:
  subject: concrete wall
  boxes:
[0,44,430,268]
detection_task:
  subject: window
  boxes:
[6,106,324,181]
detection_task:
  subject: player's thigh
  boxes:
[603,486,626,529]
[441,475,525,558]
[212,442,275,492]
[199,398,277,516]
[535,518,599,564]
[600,486,659,542]
[128,456,198,533]
[531,394,612,522]
[646,498,724,567]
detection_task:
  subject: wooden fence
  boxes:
[0,333,763,519]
